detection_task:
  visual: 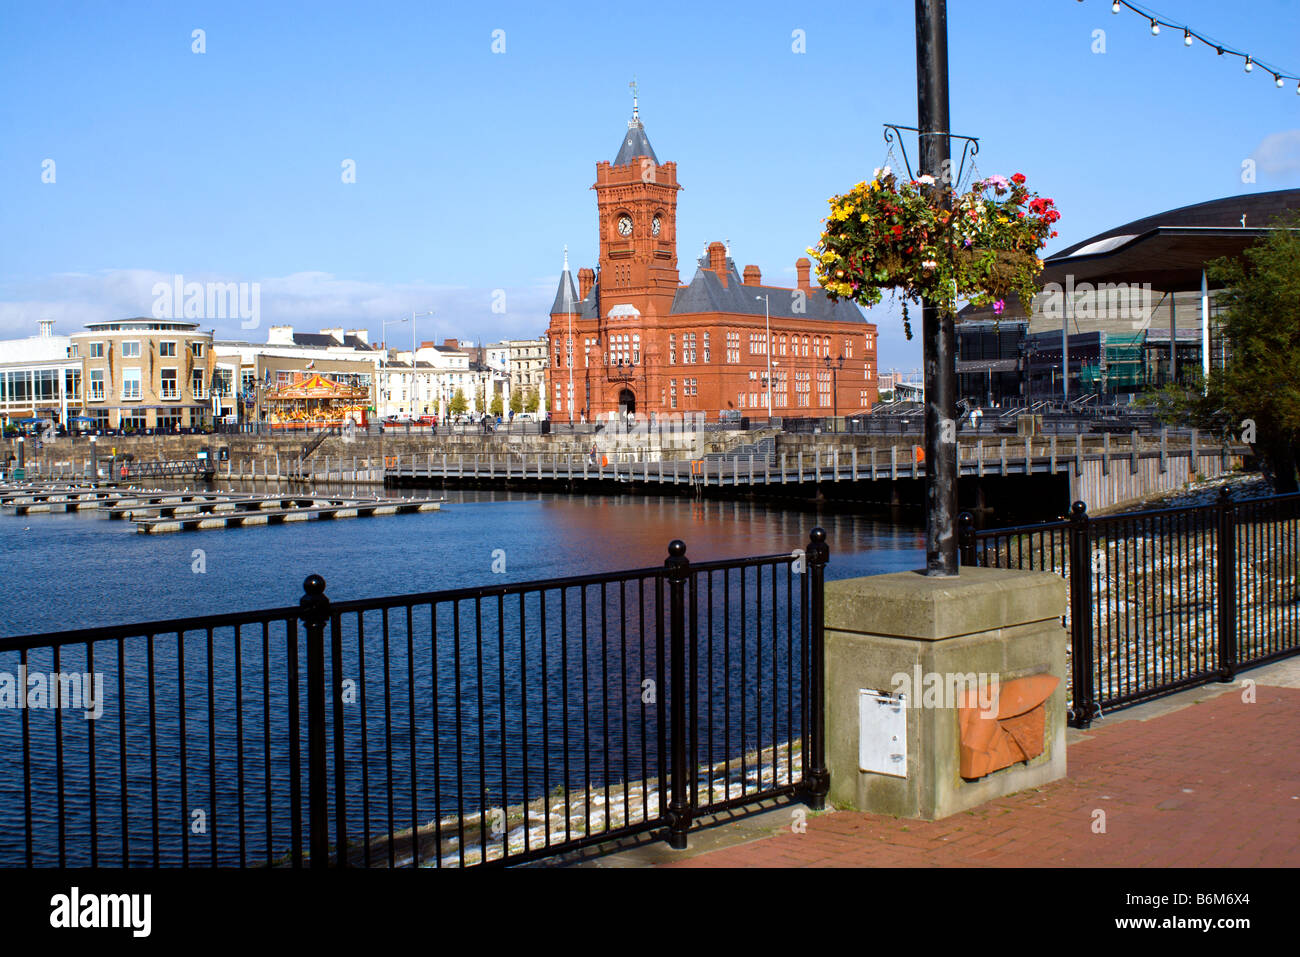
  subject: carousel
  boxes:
[263,373,370,429]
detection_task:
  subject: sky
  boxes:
[2,0,1298,371]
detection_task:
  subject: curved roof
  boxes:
[1038,188,1300,292]
[1052,188,1300,259]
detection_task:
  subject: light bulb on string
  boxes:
[1276,74,1286,88]
[1111,1,1121,13]
[1150,19,1160,36]
[1184,30,1193,47]
[1245,56,1253,73]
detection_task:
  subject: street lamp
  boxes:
[755,295,773,419]
[381,310,434,418]
[823,353,845,430]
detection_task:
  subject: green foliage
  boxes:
[1148,217,1300,491]
[449,388,468,415]
[489,393,503,416]
[509,389,523,414]
[524,386,539,413]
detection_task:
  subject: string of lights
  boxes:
[1085,0,1300,93]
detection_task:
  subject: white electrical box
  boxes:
[859,689,908,777]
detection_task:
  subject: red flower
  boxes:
[1011,173,1026,185]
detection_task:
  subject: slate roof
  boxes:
[290,332,374,350]
[671,256,867,323]
[550,268,580,314]
[614,119,658,167]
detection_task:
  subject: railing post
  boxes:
[1216,486,1238,682]
[1067,501,1096,729]
[958,511,976,567]
[300,574,331,868]
[804,527,830,810]
[664,539,692,849]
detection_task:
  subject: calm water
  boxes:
[0,484,924,866]
[0,484,924,636]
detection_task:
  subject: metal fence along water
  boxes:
[961,490,1300,726]
[0,530,829,867]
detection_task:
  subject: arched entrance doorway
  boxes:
[618,388,636,415]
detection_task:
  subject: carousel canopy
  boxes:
[264,373,368,402]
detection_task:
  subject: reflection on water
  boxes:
[0,483,923,636]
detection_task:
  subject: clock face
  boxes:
[651,216,662,237]
[617,215,633,236]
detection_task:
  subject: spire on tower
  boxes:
[613,79,658,166]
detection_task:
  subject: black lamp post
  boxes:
[823,353,845,431]
[916,0,959,577]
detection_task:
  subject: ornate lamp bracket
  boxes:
[882,123,980,188]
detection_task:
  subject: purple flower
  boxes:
[993,299,1005,314]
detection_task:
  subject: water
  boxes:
[0,484,924,865]
[0,485,925,636]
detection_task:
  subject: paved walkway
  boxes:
[581,659,1300,868]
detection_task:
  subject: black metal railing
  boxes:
[0,531,828,867]
[960,490,1300,728]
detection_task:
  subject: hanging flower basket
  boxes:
[809,169,1059,336]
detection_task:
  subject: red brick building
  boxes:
[546,99,878,422]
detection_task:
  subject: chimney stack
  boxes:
[795,257,812,291]
[346,328,368,346]
[578,267,595,300]
[708,241,728,287]
[743,265,762,287]
[442,338,459,351]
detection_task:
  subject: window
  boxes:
[34,368,58,401]
[683,332,697,364]
[726,332,740,364]
[65,369,81,401]
[633,333,640,364]
[122,341,141,358]
[779,335,787,357]
[191,342,205,358]
[802,336,809,357]
[795,370,810,408]
[89,370,104,401]
[844,338,854,359]
[159,341,177,357]
[192,370,207,399]
[774,371,788,408]
[89,342,104,358]
[241,370,256,394]
[702,332,710,363]
[864,332,874,351]
[122,368,141,400]
[817,370,832,407]
[860,389,871,407]
[69,344,79,358]
[160,369,179,400]
[668,333,676,365]
[213,368,233,396]
[669,379,677,409]
[684,378,697,397]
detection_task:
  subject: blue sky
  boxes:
[2,0,1297,369]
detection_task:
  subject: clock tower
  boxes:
[593,82,681,319]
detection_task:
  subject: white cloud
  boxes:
[1251,130,1300,177]
[0,269,556,346]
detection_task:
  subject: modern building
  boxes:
[544,97,877,422]
[0,320,82,426]
[70,317,216,430]
[956,188,1300,404]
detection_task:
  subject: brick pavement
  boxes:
[663,685,1300,868]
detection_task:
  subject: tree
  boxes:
[489,393,503,416]
[524,386,540,413]
[450,388,468,415]
[474,385,486,412]
[509,389,523,414]
[1143,217,1300,491]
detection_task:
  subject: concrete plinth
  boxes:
[825,567,1067,820]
